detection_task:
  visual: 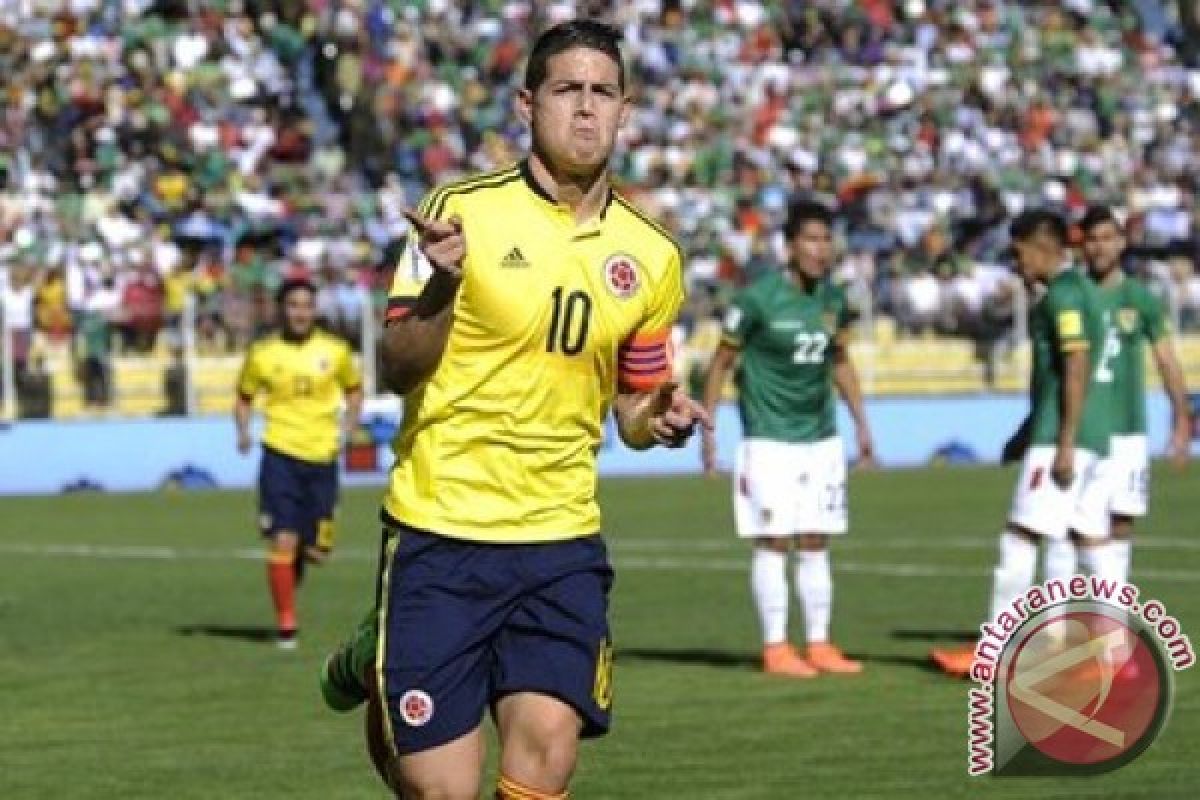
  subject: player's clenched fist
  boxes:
[404,209,466,278]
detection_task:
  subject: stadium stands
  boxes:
[2,1,1200,417]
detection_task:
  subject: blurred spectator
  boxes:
[119,254,166,353]
[76,273,119,409]
[0,0,1197,401]
[2,263,34,375]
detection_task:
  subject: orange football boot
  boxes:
[806,642,864,674]
[762,643,818,678]
[930,646,977,678]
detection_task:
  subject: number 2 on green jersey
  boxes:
[1094,312,1119,384]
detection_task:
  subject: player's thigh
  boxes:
[797,436,848,535]
[365,665,486,800]
[1107,434,1149,519]
[1010,446,1077,540]
[374,525,512,765]
[1069,450,1111,541]
[257,447,306,539]
[734,438,806,538]
[494,536,613,745]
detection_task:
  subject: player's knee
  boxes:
[272,530,300,554]
[1111,515,1135,539]
[500,712,579,790]
[794,533,828,551]
[1005,524,1040,546]
[757,537,790,554]
[303,544,329,564]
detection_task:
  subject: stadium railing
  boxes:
[3,287,1199,421]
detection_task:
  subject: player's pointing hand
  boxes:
[404,209,466,278]
[649,381,713,449]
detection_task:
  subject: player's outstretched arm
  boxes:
[614,382,712,451]
[699,343,737,475]
[832,336,877,468]
[1151,337,1192,468]
[381,211,465,395]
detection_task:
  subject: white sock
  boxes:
[1080,542,1122,582]
[751,547,789,645]
[1109,538,1133,582]
[989,532,1038,621]
[795,550,832,644]
[1043,538,1077,583]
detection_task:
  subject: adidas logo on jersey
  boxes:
[500,247,530,268]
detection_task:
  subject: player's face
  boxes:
[519,47,629,177]
[788,221,833,281]
[282,288,316,338]
[1011,234,1058,286]
[1082,221,1125,278]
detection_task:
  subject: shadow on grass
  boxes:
[890,628,978,643]
[858,653,961,675]
[176,624,278,643]
[619,647,954,676]
[617,647,758,669]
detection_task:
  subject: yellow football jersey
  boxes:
[237,330,362,463]
[384,161,684,543]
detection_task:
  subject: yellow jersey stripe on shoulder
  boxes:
[416,165,520,219]
[430,166,522,220]
[613,194,685,266]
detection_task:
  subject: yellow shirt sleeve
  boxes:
[618,247,684,392]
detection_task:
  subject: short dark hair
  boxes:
[1009,209,1068,245]
[784,201,834,239]
[1080,205,1123,234]
[276,277,316,304]
[524,19,625,92]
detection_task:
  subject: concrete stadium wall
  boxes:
[0,393,1194,495]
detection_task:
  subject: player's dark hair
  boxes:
[276,277,316,304]
[1080,205,1123,234]
[784,201,834,239]
[1009,209,1068,245]
[524,19,625,92]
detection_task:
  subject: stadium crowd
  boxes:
[3,0,1200,408]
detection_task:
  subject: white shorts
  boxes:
[1105,434,1149,518]
[734,437,848,537]
[1009,446,1111,540]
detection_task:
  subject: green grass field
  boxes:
[1,465,1197,798]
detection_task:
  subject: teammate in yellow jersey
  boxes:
[318,20,709,800]
[234,279,362,649]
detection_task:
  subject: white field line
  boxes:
[1,541,1198,583]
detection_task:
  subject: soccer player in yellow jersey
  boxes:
[318,20,708,800]
[234,278,362,649]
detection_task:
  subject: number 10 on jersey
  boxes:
[547,287,592,356]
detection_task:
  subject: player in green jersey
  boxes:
[933,209,1117,677]
[1043,206,1192,587]
[701,201,875,678]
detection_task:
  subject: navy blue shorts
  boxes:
[258,445,338,550]
[375,519,615,755]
